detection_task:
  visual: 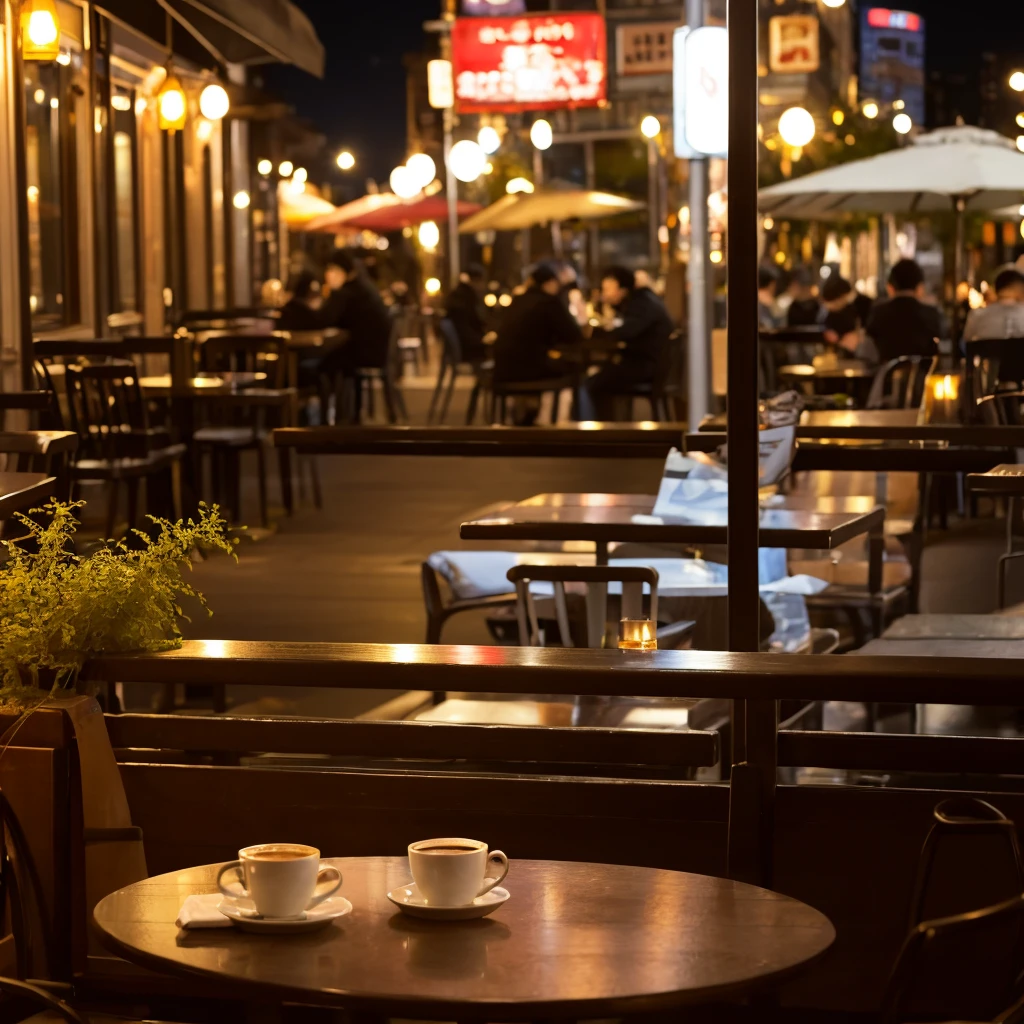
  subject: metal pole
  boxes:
[441,0,459,288]
[647,138,659,269]
[725,0,776,889]
[953,195,966,340]
[686,0,709,427]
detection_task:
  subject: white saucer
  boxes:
[386,883,510,920]
[218,895,353,934]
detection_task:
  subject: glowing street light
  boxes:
[278,160,293,178]
[157,74,186,131]
[862,101,879,119]
[1011,71,1024,92]
[336,150,355,171]
[21,0,60,61]
[506,176,534,195]
[198,83,229,120]
[449,139,487,182]
[406,153,436,190]
[418,220,440,251]
[424,277,442,296]
[640,115,661,139]
[778,106,815,148]
[390,164,420,199]
[821,0,845,6]
[257,159,272,176]
[232,190,250,210]
[478,125,501,154]
[1017,136,1024,154]
[530,118,553,150]
[893,113,913,135]
[293,166,308,184]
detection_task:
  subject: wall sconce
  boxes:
[198,83,229,120]
[157,71,186,132]
[21,0,60,62]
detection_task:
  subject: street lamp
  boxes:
[21,0,60,61]
[778,106,816,147]
[478,125,501,154]
[293,167,307,184]
[1010,71,1024,92]
[449,139,486,182]
[893,113,913,135]
[278,160,294,178]
[257,159,272,176]
[232,191,250,210]
[418,220,440,251]
[506,177,534,195]
[336,150,355,171]
[862,101,879,119]
[530,119,553,150]
[406,153,436,190]
[157,73,186,131]
[640,115,661,139]
[390,164,420,199]
[199,83,229,120]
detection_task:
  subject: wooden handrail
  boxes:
[82,640,1024,706]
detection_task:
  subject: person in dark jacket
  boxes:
[317,249,393,373]
[865,258,942,364]
[492,263,582,384]
[578,266,673,420]
[277,271,321,332]
[444,263,490,364]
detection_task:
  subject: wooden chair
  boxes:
[420,561,518,646]
[489,375,579,426]
[880,893,1024,1024]
[866,355,937,410]
[908,797,1024,928]
[343,321,408,424]
[63,364,184,538]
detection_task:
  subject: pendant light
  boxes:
[21,0,60,61]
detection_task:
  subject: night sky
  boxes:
[261,0,1024,184]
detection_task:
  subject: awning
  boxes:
[160,0,324,77]
[99,0,324,78]
[307,194,482,234]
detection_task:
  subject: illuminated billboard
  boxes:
[452,14,607,112]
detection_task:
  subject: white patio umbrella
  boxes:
[459,188,644,233]
[759,125,1024,286]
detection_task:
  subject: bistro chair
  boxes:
[63,363,184,538]
[865,355,937,410]
[908,797,1024,929]
[428,317,490,425]
[489,374,579,426]
[880,892,1024,1024]
[342,320,408,424]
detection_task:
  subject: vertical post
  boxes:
[647,138,659,269]
[441,0,459,289]
[725,0,776,888]
[686,0,709,428]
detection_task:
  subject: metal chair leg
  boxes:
[439,367,458,423]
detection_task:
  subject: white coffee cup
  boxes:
[408,838,509,906]
[216,843,342,919]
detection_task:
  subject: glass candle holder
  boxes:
[922,373,961,425]
[619,619,657,651]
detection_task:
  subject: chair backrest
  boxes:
[507,564,659,648]
[965,339,1024,416]
[64,362,149,460]
[0,392,58,432]
[978,390,1024,425]
[881,893,1024,1024]
[198,334,288,388]
[866,355,937,410]
[908,796,1024,928]
[437,318,463,365]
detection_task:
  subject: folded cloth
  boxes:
[427,550,521,600]
[176,893,232,930]
[762,389,805,427]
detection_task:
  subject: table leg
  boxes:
[867,525,884,639]
[277,446,294,516]
[595,540,609,566]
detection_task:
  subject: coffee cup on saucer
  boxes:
[216,843,342,919]
[407,838,508,906]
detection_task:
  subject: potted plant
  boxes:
[0,500,237,703]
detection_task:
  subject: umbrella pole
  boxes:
[953,195,966,340]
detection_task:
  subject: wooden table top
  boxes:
[461,493,884,550]
[883,615,1024,641]
[777,364,874,380]
[92,859,834,1019]
[0,430,78,456]
[140,375,296,403]
[0,471,56,518]
[967,465,1024,495]
[852,637,1024,659]
[81,639,1024,705]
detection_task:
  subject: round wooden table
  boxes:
[93,858,834,1020]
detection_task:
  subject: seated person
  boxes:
[316,249,393,376]
[578,266,674,420]
[491,263,582,385]
[963,266,1024,341]
[784,267,823,328]
[758,266,782,330]
[444,263,490,364]
[865,259,942,364]
[277,271,321,332]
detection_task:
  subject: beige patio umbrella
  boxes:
[459,188,644,234]
[279,184,337,228]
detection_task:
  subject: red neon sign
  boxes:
[452,14,607,112]
[867,8,922,32]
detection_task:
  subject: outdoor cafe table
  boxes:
[0,471,56,519]
[460,492,885,572]
[92,858,834,1021]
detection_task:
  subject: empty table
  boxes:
[0,471,55,519]
[93,858,834,1020]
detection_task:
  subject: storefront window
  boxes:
[24,62,67,325]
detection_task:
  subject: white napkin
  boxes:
[176,893,232,930]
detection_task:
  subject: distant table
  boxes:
[93,858,834,1020]
[777,363,874,382]
[853,637,1024,660]
[461,492,885,568]
[0,471,55,519]
[883,614,1024,641]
